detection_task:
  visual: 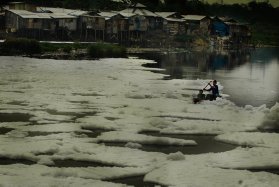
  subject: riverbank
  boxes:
[0,38,272,60]
[0,39,126,59]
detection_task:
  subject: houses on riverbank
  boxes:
[0,2,251,48]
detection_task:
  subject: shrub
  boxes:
[1,38,41,55]
[63,46,72,53]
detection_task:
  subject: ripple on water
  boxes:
[107,176,163,187]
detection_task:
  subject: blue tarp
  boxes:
[212,21,229,36]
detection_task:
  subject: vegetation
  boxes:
[40,42,126,58]
[40,42,89,53]
[0,38,127,58]
[0,38,41,55]
[87,43,126,58]
[251,23,279,46]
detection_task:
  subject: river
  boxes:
[142,47,279,108]
[0,50,278,186]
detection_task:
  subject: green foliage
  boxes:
[62,46,72,53]
[251,23,279,46]
[1,38,41,55]
[87,43,126,58]
[40,43,89,53]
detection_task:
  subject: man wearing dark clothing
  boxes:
[204,80,220,101]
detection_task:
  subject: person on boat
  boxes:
[203,80,221,101]
[193,90,206,104]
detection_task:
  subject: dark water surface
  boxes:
[105,132,236,155]
[142,48,279,108]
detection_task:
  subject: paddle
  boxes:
[203,81,212,90]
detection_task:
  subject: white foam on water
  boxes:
[0,56,278,186]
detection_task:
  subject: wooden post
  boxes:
[85,28,88,41]
[95,29,96,41]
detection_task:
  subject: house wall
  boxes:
[80,16,105,30]
[186,22,200,35]
[105,15,126,34]
[56,18,77,31]
[5,11,54,31]
[228,24,251,44]
[5,11,20,31]
[128,15,148,31]
[0,14,5,29]
[229,24,250,37]
[185,17,211,35]
[163,20,186,35]
[23,18,52,30]
[147,17,157,30]
[200,18,211,33]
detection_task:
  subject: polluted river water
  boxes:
[0,54,278,187]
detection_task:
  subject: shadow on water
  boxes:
[52,159,120,168]
[104,131,236,155]
[76,129,107,138]
[27,130,106,138]
[0,113,32,122]
[0,127,14,134]
[104,132,236,186]
[0,157,36,165]
[154,115,220,122]
[248,169,279,175]
[45,109,98,121]
[6,101,28,106]
[27,131,62,137]
[108,176,164,187]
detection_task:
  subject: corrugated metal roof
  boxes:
[22,13,52,19]
[118,12,136,18]
[182,15,208,21]
[131,3,146,8]
[164,17,185,23]
[8,2,25,4]
[155,12,177,18]
[218,16,237,23]
[120,8,158,17]
[225,22,249,26]
[97,11,119,19]
[68,10,88,16]
[37,7,87,16]
[7,9,76,19]
[7,9,52,19]
[50,13,76,19]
